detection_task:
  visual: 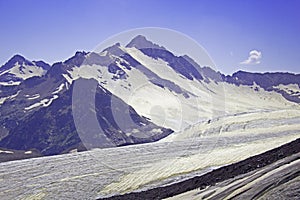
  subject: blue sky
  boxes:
[0,0,299,74]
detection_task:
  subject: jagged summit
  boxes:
[0,54,51,84]
[8,54,26,63]
[102,42,125,57]
[1,54,51,72]
[126,35,166,50]
[0,54,29,71]
[64,51,88,66]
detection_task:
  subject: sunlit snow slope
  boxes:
[62,36,297,132]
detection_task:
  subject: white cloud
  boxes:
[240,50,262,65]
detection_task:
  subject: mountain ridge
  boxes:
[0,35,299,159]
[0,54,50,85]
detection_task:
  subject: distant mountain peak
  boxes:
[32,60,51,71]
[1,54,51,71]
[10,54,26,63]
[0,54,51,84]
[126,35,166,50]
[63,51,88,66]
[75,51,88,57]
[8,54,30,65]
[102,42,125,57]
[0,54,31,72]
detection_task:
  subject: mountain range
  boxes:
[0,35,299,159]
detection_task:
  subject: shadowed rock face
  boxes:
[226,71,300,89]
[126,35,166,51]
[225,71,300,103]
[0,47,174,157]
[0,78,172,156]
[140,48,204,81]
[126,35,203,81]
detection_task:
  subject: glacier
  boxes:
[0,35,299,199]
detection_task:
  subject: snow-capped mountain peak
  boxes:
[0,54,50,85]
[126,35,166,50]
[0,35,299,158]
[103,42,126,57]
